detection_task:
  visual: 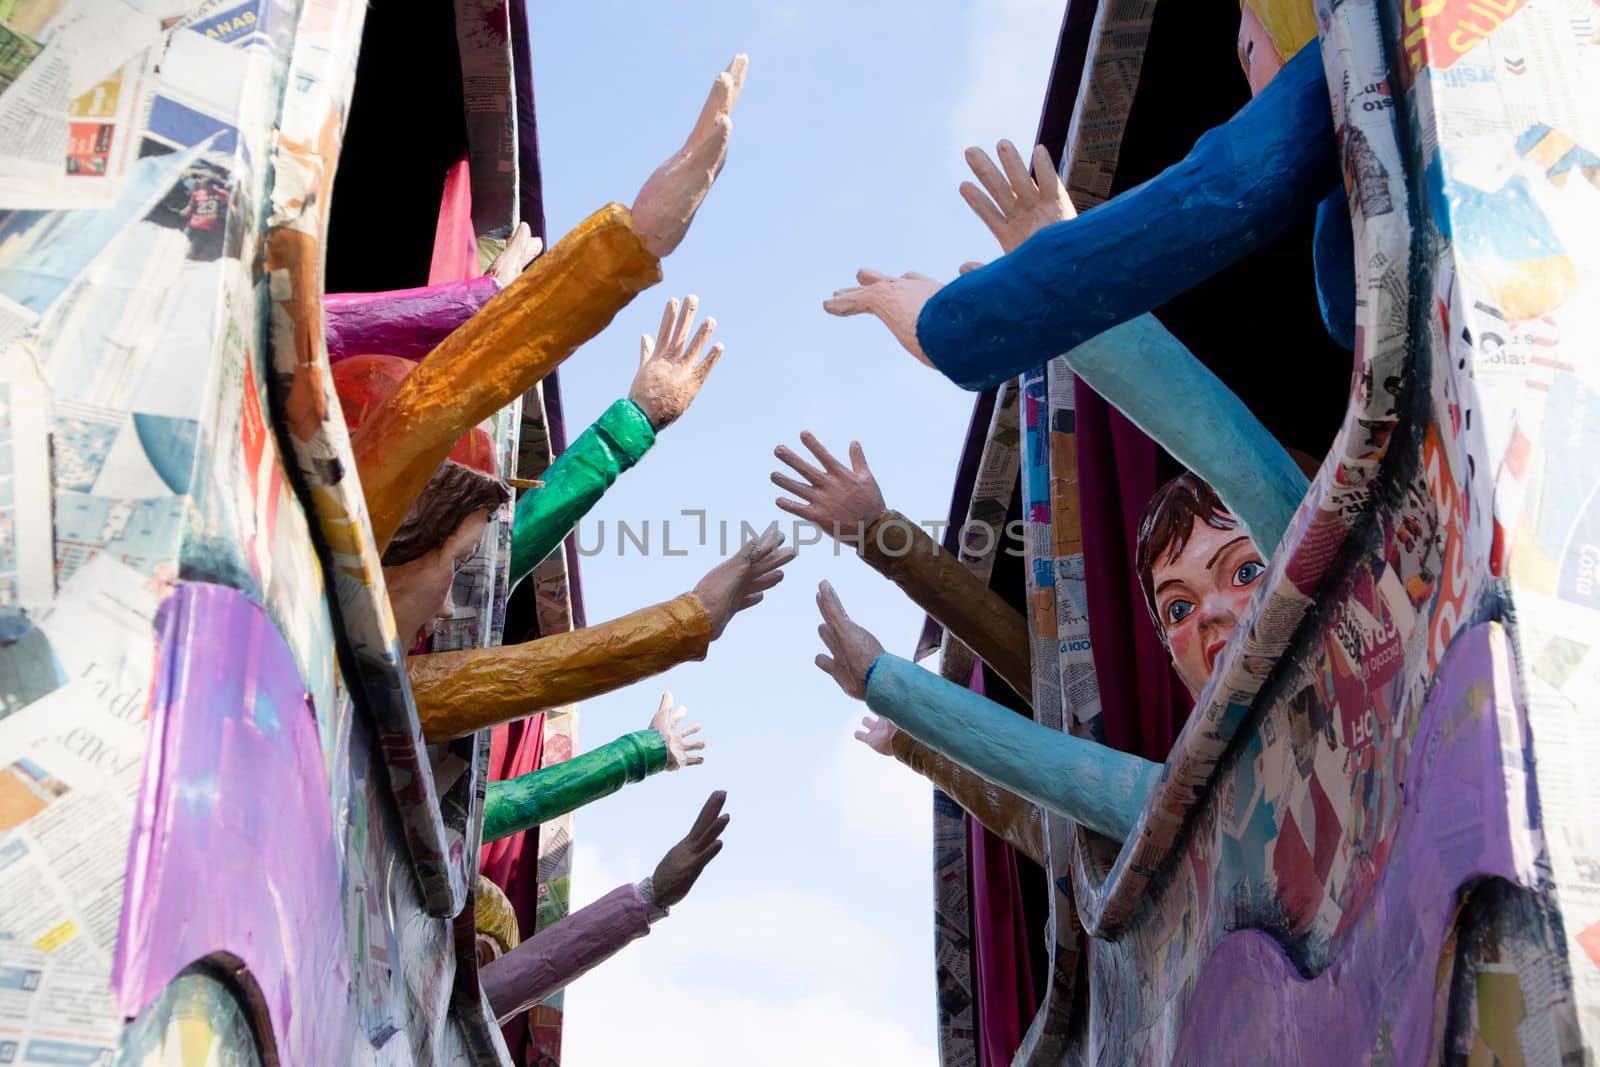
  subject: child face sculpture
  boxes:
[385,507,490,648]
[1138,474,1267,698]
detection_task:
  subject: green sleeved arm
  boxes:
[864,653,1161,843]
[509,398,656,587]
[482,729,670,844]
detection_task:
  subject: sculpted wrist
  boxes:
[635,877,670,923]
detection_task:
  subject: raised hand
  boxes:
[486,221,544,288]
[628,295,725,430]
[959,141,1076,256]
[691,526,797,639]
[631,55,748,259]
[652,790,730,908]
[814,580,886,700]
[854,713,897,757]
[821,269,940,367]
[649,691,705,770]
[772,431,886,539]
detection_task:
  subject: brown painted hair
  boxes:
[1134,472,1238,636]
[382,460,510,567]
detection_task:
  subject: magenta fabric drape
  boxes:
[965,665,1038,1064]
[1074,382,1191,759]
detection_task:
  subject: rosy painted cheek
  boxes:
[1168,624,1201,673]
[1222,587,1257,622]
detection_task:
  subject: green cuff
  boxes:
[508,398,658,585]
[595,398,657,466]
[482,730,669,844]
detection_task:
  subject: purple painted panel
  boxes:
[1172,621,1541,1063]
[115,582,354,1061]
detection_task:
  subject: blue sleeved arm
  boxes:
[1064,314,1309,554]
[864,653,1160,842]
[917,42,1340,391]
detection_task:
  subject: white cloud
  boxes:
[813,716,932,853]
[557,749,936,1064]
[561,845,934,1065]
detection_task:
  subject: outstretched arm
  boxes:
[480,791,729,1022]
[917,43,1337,389]
[353,57,747,551]
[509,296,726,585]
[482,693,704,843]
[824,45,1337,391]
[949,144,1312,551]
[816,582,1159,843]
[857,715,1046,866]
[773,432,1032,701]
[833,136,1312,552]
[324,223,543,362]
[1061,315,1308,554]
[412,531,792,741]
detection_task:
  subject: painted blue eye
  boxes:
[1234,560,1265,586]
[1166,600,1195,625]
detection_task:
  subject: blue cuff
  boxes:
[863,652,887,693]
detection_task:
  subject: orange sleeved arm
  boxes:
[890,728,1045,867]
[354,203,663,551]
[409,593,711,742]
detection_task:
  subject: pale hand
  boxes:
[632,55,748,259]
[772,431,886,540]
[652,790,730,908]
[814,580,885,701]
[486,221,543,287]
[628,295,725,430]
[854,713,896,757]
[959,141,1076,259]
[649,691,705,771]
[691,526,797,640]
[822,269,940,367]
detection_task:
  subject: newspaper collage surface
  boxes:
[0,0,537,1062]
[939,0,1600,1061]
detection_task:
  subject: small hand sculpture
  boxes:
[487,221,544,288]
[813,580,885,700]
[854,713,897,756]
[649,691,705,770]
[959,141,1075,257]
[771,432,886,540]
[821,269,941,367]
[628,295,725,430]
[632,55,748,259]
[651,790,730,908]
[692,527,796,639]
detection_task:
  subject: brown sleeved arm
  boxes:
[354,203,663,551]
[890,728,1045,867]
[409,592,710,741]
[860,510,1032,704]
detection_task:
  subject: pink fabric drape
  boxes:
[429,156,479,285]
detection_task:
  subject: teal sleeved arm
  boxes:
[508,398,657,587]
[1065,314,1309,555]
[481,729,670,844]
[864,653,1161,842]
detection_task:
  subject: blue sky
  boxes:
[528,3,1064,1061]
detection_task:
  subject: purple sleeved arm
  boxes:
[480,883,653,1023]
[324,275,500,363]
